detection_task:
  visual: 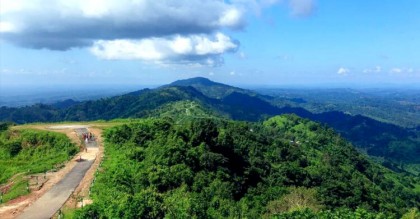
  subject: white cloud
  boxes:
[194,33,238,55]
[170,37,193,55]
[219,8,243,27]
[0,0,315,67]
[0,0,248,66]
[230,71,236,75]
[337,67,350,75]
[0,0,245,50]
[90,33,238,66]
[0,21,17,32]
[289,0,316,17]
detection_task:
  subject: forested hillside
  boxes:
[257,88,420,129]
[1,78,419,174]
[166,77,257,99]
[74,116,419,218]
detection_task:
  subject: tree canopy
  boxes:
[74,116,419,218]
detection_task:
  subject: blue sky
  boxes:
[1,0,419,88]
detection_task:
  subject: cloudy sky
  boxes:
[1,0,419,87]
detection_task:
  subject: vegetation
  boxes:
[0,123,78,202]
[1,174,29,203]
[308,111,420,172]
[73,116,419,218]
[166,77,256,99]
[257,88,420,129]
[0,78,418,173]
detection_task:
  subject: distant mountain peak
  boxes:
[166,77,256,99]
[169,77,224,87]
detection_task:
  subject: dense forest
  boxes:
[256,88,420,129]
[1,78,418,174]
[74,116,419,218]
[0,123,78,202]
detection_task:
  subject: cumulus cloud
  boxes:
[0,0,245,50]
[337,67,350,75]
[90,33,238,66]
[0,0,315,66]
[288,0,316,17]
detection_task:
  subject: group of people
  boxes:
[82,132,94,143]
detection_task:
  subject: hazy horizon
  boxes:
[1,76,419,108]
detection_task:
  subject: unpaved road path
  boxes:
[16,159,94,219]
[0,125,100,219]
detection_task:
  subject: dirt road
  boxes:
[2,125,100,219]
[16,159,94,219]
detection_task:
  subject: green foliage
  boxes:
[401,208,420,219]
[266,187,322,215]
[167,77,255,99]
[1,175,29,203]
[0,122,13,132]
[76,116,419,218]
[4,140,22,156]
[271,207,393,219]
[0,128,78,184]
[259,88,420,129]
[1,80,418,175]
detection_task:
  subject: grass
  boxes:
[1,175,29,203]
[0,128,78,203]
[61,207,77,219]
[12,119,138,131]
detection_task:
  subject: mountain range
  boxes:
[1,77,419,173]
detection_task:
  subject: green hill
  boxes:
[73,116,419,218]
[0,78,419,173]
[166,77,256,99]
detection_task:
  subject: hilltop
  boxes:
[73,116,420,218]
[166,77,255,99]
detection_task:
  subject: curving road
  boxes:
[17,128,97,219]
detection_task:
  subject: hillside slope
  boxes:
[1,78,419,172]
[0,125,78,202]
[73,116,419,218]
